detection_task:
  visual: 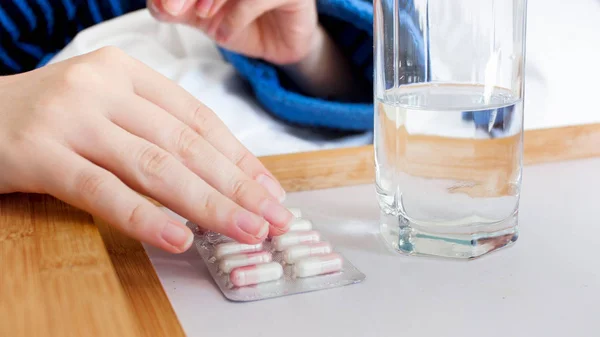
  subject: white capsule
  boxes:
[272,230,320,251]
[218,251,273,273]
[288,208,302,218]
[287,218,313,232]
[293,253,343,278]
[214,242,263,260]
[229,262,283,287]
[283,242,332,264]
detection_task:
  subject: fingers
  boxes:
[71,117,271,244]
[147,0,227,36]
[149,0,226,20]
[196,0,225,18]
[114,54,286,201]
[42,144,194,254]
[211,0,288,43]
[148,0,196,18]
[107,95,292,235]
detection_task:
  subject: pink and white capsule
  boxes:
[229,262,283,287]
[218,251,273,273]
[287,218,313,232]
[293,253,343,278]
[283,242,332,264]
[272,230,320,251]
[214,242,263,260]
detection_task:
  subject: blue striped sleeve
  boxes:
[0,0,146,75]
[87,0,103,24]
[15,42,44,58]
[0,4,20,40]
[107,0,123,16]
[0,47,21,72]
[34,0,54,35]
[13,0,36,31]
[61,0,75,19]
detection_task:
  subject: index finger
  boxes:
[107,50,286,201]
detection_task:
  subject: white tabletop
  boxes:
[146,157,600,337]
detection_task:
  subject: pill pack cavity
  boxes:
[191,208,365,302]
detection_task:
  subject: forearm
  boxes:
[279,25,364,101]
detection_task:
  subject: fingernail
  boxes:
[162,0,185,16]
[261,199,293,229]
[256,174,286,202]
[162,220,193,251]
[196,0,213,17]
[236,210,269,239]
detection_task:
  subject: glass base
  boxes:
[379,211,519,259]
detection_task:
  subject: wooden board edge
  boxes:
[93,217,186,337]
[261,123,600,193]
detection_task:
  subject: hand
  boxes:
[148,0,318,65]
[0,47,292,254]
[148,0,360,99]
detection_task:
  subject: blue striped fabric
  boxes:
[35,0,55,35]
[0,0,146,75]
[13,0,37,31]
[61,0,76,19]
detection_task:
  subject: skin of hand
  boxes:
[0,47,293,254]
[147,0,359,99]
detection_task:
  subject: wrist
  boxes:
[279,24,328,70]
[278,25,358,100]
[289,24,327,66]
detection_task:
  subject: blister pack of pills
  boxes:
[191,208,366,302]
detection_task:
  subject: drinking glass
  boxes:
[373,0,528,258]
